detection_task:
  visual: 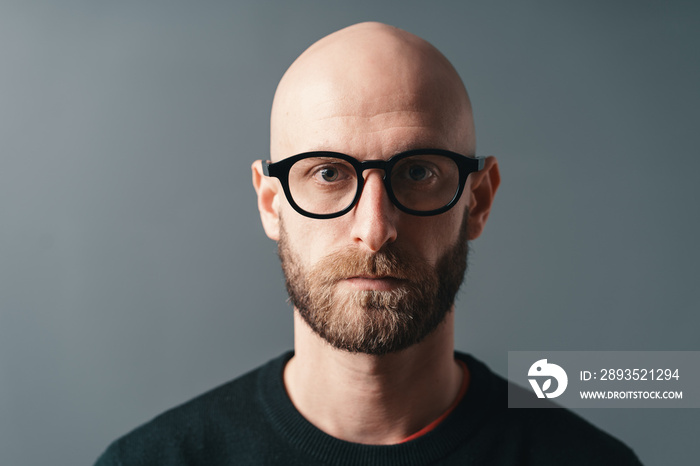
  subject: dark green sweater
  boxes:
[95,352,642,465]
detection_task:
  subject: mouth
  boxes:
[341,275,406,291]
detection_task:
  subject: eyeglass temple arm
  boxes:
[262,160,272,177]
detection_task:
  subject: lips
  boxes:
[341,275,407,291]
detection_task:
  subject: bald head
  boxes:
[270,22,475,160]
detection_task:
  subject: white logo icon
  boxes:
[528,359,568,399]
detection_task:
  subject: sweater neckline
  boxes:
[256,351,494,466]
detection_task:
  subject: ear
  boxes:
[466,156,500,240]
[252,160,281,241]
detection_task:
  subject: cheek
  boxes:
[281,212,342,265]
[397,207,466,264]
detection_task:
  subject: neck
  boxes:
[284,310,464,445]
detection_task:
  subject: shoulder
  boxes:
[94,352,292,466]
[455,353,644,465]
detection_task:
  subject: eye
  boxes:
[320,167,339,182]
[408,165,428,181]
[400,162,436,182]
[310,163,353,184]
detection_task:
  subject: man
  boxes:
[96,22,642,465]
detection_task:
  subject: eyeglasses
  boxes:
[262,149,484,219]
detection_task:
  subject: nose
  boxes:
[350,170,398,252]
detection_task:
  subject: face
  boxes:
[278,209,469,355]
[253,23,497,355]
[271,85,475,354]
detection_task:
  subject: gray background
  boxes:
[1,0,698,465]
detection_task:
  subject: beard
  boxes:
[278,212,469,356]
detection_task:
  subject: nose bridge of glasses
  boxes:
[353,160,397,223]
[357,159,389,178]
[356,159,391,199]
[353,160,400,226]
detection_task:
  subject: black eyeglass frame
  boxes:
[262,148,485,219]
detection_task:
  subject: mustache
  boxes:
[310,246,431,284]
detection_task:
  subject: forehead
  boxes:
[273,81,471,160]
